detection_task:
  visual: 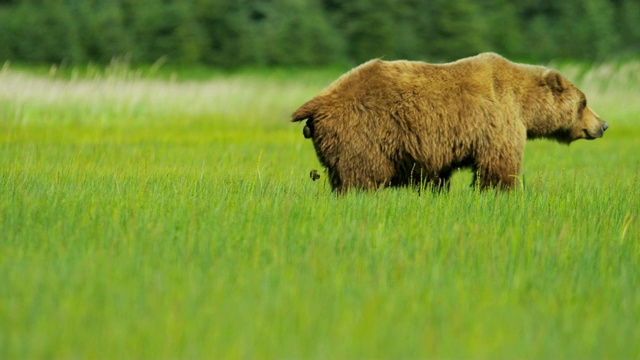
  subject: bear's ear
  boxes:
[543,70,564,94]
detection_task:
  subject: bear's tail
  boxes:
[291,97,322,122]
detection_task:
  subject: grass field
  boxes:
[1,60,639,359]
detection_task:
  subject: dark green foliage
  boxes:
[120,0,207,64]
[5,0,84,63]
[554,1,619,60]
[0,0,639,67]
[0,6,16,60]
[336,0,400,62]
[72,1,132,63]
[429,0,489,60]
[247,0,346,66]
[615,0,640,56]
[477,0,522,57]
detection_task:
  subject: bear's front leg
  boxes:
[473,145,524,191]
[472,168,519,190]
[471,126,526,190]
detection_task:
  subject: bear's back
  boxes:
[320,53,514,101]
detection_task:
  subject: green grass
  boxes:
[1,61,639,359]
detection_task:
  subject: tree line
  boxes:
[1,0,639,67]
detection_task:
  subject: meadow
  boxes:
[1,59,639,358]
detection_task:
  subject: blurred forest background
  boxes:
[1,0,639,67]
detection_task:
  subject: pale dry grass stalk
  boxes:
[0,64,317,126]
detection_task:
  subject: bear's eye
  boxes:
[579,99,587,111]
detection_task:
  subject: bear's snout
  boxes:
[583,119,608,140]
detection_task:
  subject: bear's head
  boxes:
[528,70,608,144]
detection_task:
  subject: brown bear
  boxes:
[292,53,608,193]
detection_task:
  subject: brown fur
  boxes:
[292,53,608,193]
